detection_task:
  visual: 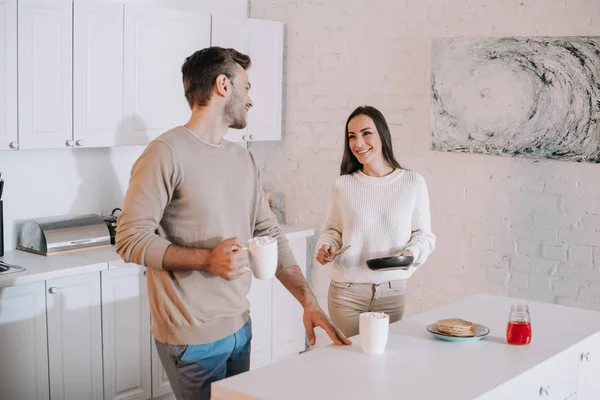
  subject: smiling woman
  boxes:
[315,105,437,338]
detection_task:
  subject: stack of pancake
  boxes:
[436,318,475,337]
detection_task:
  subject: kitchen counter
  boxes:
[0,226,314,288]
[212,293,600,400]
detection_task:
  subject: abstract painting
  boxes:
[430,36,600,163]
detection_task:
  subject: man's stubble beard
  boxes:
[224,88,247,130]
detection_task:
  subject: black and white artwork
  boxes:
[430,36,600,163]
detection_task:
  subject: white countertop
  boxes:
[0,226,314,288]
[212,293,600,400]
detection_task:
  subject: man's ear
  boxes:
[214,74,230,98]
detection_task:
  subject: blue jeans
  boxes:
[154,319,252,400]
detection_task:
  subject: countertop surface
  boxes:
[0,226,314,288]
[212,293,600,400]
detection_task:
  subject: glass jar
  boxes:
[506,304,532,345]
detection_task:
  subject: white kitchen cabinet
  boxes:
[211,17,284,143]
[123,5,211,144]
[102,265,152,400]
[73,0,125,148]
[18,0,72,150]
[245,237,309,369]
[46,272,104,400]
[211,17,250,145]
[151,337,174,397]
[506,350,577,400]
[0,281,49,400]
[577,332,600,400]
[246,19,283,142]
[0,0,17,151]
[247,276,273,369]
[271,237,307,362]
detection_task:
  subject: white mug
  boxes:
[243,237,278,279]
[359,312,389,354]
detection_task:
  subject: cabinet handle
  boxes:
[143,270,146,276]
[75,140,84,147]
[581,352,590,361]
[538,386,550,396]
[9,141,18,149]
[249,134,254,140]
[48,287,58,295]
[65,140,74,147]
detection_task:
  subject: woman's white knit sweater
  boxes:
[316,169,436,284]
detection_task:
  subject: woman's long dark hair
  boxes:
[340,105,403,175]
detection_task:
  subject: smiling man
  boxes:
[115,47,350,400]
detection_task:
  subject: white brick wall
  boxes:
[248,0,600,344]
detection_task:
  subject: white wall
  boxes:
[248,0,600,327]
[0,0,248,251]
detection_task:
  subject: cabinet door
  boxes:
[507,350,577,400]
[151,338,173,397]
[211,17,249,144]
[102,266,151,400]
[247,276,272,370]
[577,332,600,400]
[124,5,211,144]
[47,272,103,400]
[246,19,283,142]
[271,237,308,362]
[73,1,124,148]
[0,282,49,400]
[0,0,17,151]
[18,0,72,149]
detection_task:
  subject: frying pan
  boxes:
[366,255,414,271]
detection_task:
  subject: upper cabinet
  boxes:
[0,1,284,150]
[18,0,72,150]
[246,19,284,142]
[212,17,284,143]
[73,0,124,148]
[123,5,211,143]
[0,0,17,150]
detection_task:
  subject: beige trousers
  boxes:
[327,280,407,338]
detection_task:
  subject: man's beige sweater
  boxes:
[116,126,297,345]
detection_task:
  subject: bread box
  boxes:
[17,213,111,256]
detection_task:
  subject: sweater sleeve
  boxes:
[250,154,297,276]
[404,175,436,266]
[115,141,178,270]
[315,182,343,255]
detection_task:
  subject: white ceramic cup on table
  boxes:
[359,312,390,354]
[240,236,278,279]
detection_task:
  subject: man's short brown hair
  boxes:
[181,47,251,108]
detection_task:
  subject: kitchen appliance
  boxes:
[17,213,111,256]
[102,208,121,245]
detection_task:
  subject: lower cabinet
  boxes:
[271,237,308,363]
[151,337,174,398]
[0,281,49,400]
[0,236,310,400]
[478,332,600,400]
[247,236,309,369]
[102,266,152,400]
[46,273,104,400]
[0,272,104,400]
[575,332,600,400]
